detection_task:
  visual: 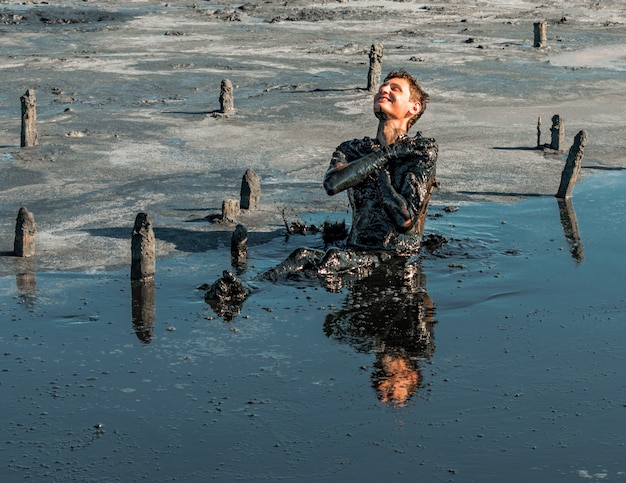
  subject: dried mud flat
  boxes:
[1,2,626,482]
[0,0,624,272]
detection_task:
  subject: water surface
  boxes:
[2,169,625,482]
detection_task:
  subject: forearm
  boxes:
[324,147,393,196]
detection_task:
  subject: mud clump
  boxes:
[421,234,448,252]
[204,271,250,320]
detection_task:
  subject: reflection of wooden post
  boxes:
[240,168,260,210]
[231,223,248,270]
[14,207,36,257]
[367,44,384,92]
[556,130,586,199]
[131,212,155,281]
[219,78,235,115]
[16,271,37,294]
[131,279,155,344]
[557,198,584,262]
[534,21,547,48]
[20,89,38,147]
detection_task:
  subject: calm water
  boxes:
[1,169,625,482]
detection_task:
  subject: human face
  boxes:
[373,77,420,122]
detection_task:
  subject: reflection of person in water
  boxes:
[323,257,435,406]
[261,70,437,282]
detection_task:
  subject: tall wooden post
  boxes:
[240,168,260,210]
[536,116,542,148]
[20,89,38,147]
[534,21,547,48]
[14,207,36,257]
[556,130,587,199]
[550,114,565,151]
[367,44,384,92]
[131,212,155,281]
[219,78,235,115]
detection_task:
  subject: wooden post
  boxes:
[534,21,547,48]
[231,223,248,270]
[131,212,155,281]
[550,114,565,151]
[240,168,260,210]
[536,116,542,148]
[219,78,235,115]
[367,44,384,92]
[20,89,38,147]
[222,199,240,223]
[556,130,587,199]
[14,207,36,257]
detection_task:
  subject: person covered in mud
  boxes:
[262,70,437,281]
[323,69,438,254]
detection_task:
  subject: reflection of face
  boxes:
[375,354,419,405]
[373,78,419,122]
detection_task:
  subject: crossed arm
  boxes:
[323,141,433,233]
[323,146,393,196]
[377,168,417,232]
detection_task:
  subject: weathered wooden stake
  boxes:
[14,207,36,257]
[222,199,240,223]
[231,223,248,269]
[367,44,384,92]
[240,168,260,210]
[131,212,155,281]
[534,21,547,48]
[536,116,542,148]
[219,78,235,115]
[550,114,565,151]
[556,130,587,199]
[20,89,38,147]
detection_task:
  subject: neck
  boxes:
[376,120,408,146]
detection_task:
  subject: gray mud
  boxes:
[0,0,624,272]
[1,1,626,481]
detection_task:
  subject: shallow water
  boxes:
[2,169,625,482]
